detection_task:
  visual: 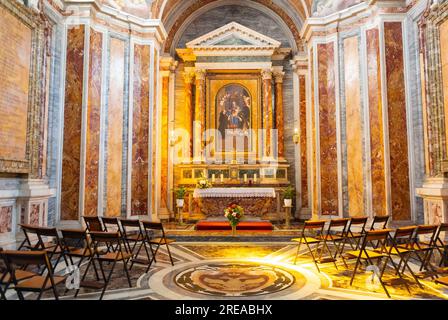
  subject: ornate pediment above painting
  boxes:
[0,0,47,177]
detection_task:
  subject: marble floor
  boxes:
[4,240,448,300]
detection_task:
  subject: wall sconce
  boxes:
[293,128,300,144]
[169,130,177,147]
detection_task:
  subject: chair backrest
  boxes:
[142,221,164,231]
[435,223,448,245]
[393,226,416,239]
[60,229,88,241]
[83,216,104,232]
[120,219,141,228]
[89,231,121,245]
[328,218,350,229]
[346,216,368,233]
[416,224,438,236]
[365,229,391,242]
[370,215,389,230]
[2,250,50,269]
[100,217,122,233]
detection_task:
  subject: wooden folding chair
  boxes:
[0,247,36,300]
[435,276,448,287]
[17,224,54,251]
[84,231,132,300]
[2,250,66,300]
[292,220,326,272]
[141,221,175,272]
[339,217,368,253]
[83,216,104,232]
[345,229,404,298]
[320,218,350,268]
[381,226,423,289]
[60,229,101,292]
[409,225,439,274]
[35,227,69,272]
[370,215,390,230]
[101,217,122,234]
[430,223,448,268]
[120,219,154,269]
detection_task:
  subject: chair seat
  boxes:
[98,252,132,261]
[126,234,144,241]
[67,247,92,257]
[0,269,36,284]
[345,249,387,259]
[149,238,175,245]
[318,234,344,241]
[291,237,320,244]
[435,276,448,286]
[15,275,65,290]
[376,246,411,255]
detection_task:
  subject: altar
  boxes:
[191,187,280,220]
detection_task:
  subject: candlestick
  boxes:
[254,174,257,182]
[244,173,247,182]
[212,174,216,183]
[220,173,224,182]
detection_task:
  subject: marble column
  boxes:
[273,69,285,159]
[183,70,194,161]
[261,69,273,159]
[194,68,206,163]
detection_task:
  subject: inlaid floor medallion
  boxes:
[174,262,296,297]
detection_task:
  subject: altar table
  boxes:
[191,187,279,219]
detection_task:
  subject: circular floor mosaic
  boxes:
[147,259,322,300]
[174,262,296,297]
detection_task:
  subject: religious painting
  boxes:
[206,74,261,161]
[216,84,252,138]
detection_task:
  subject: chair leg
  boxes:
[165,244,175,266]
[123,260,132,287]
[293,240,303,265]
[99,260,117,300]
[349,256,362,286]
[307,242,321,273]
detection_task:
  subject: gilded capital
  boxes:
[261,69,272,80]
[195,68,207,81]
[273,71,285,83]
[183,71,194,84]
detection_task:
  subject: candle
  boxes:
[212,174,216,183]
[254,174,257,182]
[220,173,224,182]
[244,173,247,182]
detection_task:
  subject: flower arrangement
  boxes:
[196,178,213,189]
[224,203,244,227]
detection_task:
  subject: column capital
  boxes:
[261,69,272,80]
[183,71,194,84]
[290,53,308,74]
[195,68,207,81]
[272,66,285,83]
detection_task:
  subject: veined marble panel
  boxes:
[131,44,150,216]
[161,75,169,209]
[0,206,12,233]
[61,26,85,221]
[318,43,338,215]
[299,75,308,208]
[366,28,387,217]
[343,36,364,216]
[84,29,103,217]
[310,48,318,216]
[441,20,448,153]
[105,37,125,217]
[151,47,158,214]
[384,22,411,221]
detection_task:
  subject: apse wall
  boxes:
[173,5,298,186]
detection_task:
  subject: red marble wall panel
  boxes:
[161,75,169,210]
[30,204,40,226]
[84,29,103,216]
[151,47,158,214]
[317,42,338,215]
[344,36,364,216]
[384,21,411,220]
[310,48,318,216]
[131,44,150,216]
[105,37,125,217]
[366,28,387,216]
[61,26,85,221]
[0,206,12,233]
[299,75,308,208]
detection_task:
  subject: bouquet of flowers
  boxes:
[224,203,244,227]
[196,178,213,189]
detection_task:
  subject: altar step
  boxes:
[195,221,274,231]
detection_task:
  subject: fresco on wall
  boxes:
[312,0,363,17]
[100,0,153,19]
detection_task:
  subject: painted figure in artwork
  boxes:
[216,84,251,138]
